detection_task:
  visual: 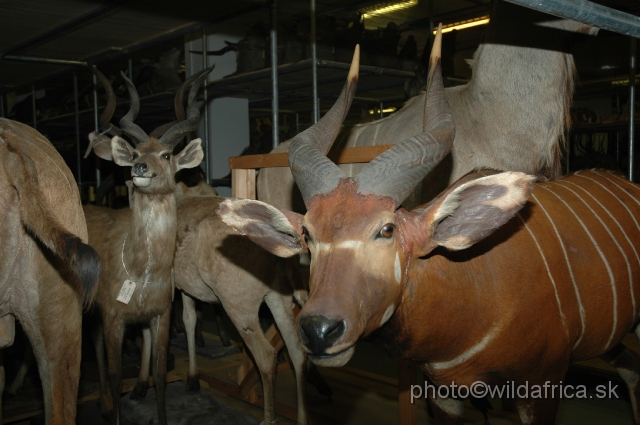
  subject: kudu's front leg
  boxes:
[150,311,171,425]
[103,320,125,425]
[130,327,152,400]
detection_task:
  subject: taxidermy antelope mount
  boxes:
[218,29,640,425]
[84,66,209,425]
[0,118,100,425]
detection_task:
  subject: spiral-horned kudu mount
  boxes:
[85,66,213,158]
[288,27,454,207]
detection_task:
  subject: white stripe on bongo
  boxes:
[540,184,618,349]
[592,171,640,232]
[560,179,637,316]
[531,191,586,348]
[430,327,500,371]
[517,213,567,326]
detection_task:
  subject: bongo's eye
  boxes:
[377,223,395,239]
[161,153,171,160]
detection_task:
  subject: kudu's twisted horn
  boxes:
[355,25,454,206]
[89,65,122,137]
[158,66,213,148]
[288,46,360,205]
[148,65,215,139]
[119,71,150,146]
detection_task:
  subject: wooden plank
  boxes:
[398,359,418,425]
[228,145,394,170]
[231,168,256,199]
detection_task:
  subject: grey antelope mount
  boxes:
[257,0,597,212]
[0,119,100,425]
[83,68,209,425]
[219,32,640,425]
[129,185,315,425]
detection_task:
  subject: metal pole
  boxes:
[31,85,36,129]
[630,37,636,182]
[74,72,82,192]
[93,72,101,188]
[128,58,133,80]
[379,101,384,119]
[270,0,279,149]
[295,112,299,135]
[311,0,319,123]
[202,31,211,183]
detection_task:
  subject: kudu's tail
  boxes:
[2,142,100,307]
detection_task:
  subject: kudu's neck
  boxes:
[124,190,177,281]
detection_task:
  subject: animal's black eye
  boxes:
[161,153,171,160]
[377,223,395,239]
[302,227,313,244]
[132,152,140,160]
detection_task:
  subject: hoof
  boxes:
[130,381,149,400]
[186,375,200,392]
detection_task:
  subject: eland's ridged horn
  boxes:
[158,66,213,148]
[288,45,360,206]
[148,65,216,139]
[354,24,454,206]
[119,71,150,146]
[89,65,121,136]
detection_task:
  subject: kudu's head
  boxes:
[218,28,536,367]
[86,67,211,194]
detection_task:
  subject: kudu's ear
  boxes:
[85,132,114,160]
[412,172,536,256]
[175,138,204,171]
[111,136,135,167]
[217,198,307,258]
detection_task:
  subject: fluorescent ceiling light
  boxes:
[362,0,418,18]
[435,16,490,33]
[369,107,397,114]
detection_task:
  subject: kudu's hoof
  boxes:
[186,374,201,392]
[130,381,149,400]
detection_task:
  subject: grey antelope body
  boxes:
[132,188,313,425]
[218,31,640,425]
[84,69,208,425]
[0,119,100,425]
[257,0,596,212]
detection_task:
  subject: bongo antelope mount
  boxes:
[218,31,640,425]
[83,68,208,425]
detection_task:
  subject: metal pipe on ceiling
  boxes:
[504,0,640,38]
[74,72,82,192]
[630,37,636,182]
[0,55,86,66]
[311,0,319,123]
[202,31,211,183]
[270,0,279,148]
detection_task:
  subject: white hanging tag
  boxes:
[117,279,136,304]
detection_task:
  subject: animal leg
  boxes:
[92,323,112,414]
[130,327,151,400]
[182,292,200,391]
[233,315,278,425]
[515,395,562,425]
[6,339,34,396]
[426,392,464,425]
[265,291,309,425]
[601,342,640,424]
[150,312,171,425]
[102,319,125,425]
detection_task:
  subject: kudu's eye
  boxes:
[161,153,171,160]
[377,223,395,239]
